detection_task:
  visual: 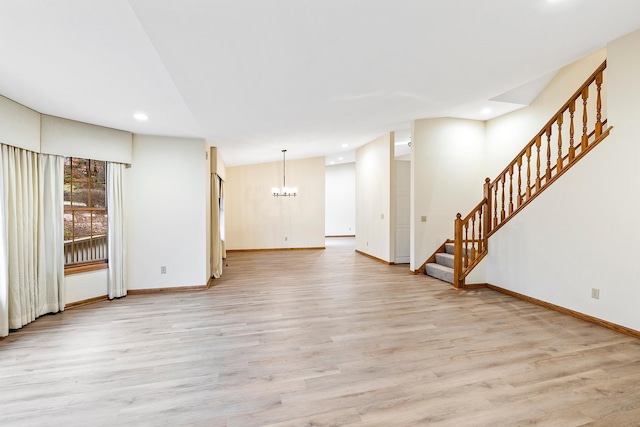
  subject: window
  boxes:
[63,157,108,273]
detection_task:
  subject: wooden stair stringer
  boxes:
[415,239,452,274]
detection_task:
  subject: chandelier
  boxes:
[271,149,297,197]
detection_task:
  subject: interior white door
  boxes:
[395,160,411,264]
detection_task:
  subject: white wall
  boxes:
[126,134,208,289]
[65,269,108,304]
[64,270,108,304]
[485,31,640,330]
[0,96,40,152]
[225,156,325,249]
[356,133,394,262]
[325,162,356,236]
[410,118,486,271]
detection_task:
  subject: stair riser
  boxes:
[435,253,454,269]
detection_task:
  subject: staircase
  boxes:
[424,242,454,283]
[421,60,611,288]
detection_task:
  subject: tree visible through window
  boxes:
[63,157,108,270]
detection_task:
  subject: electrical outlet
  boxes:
[381,213,384,219]
[284,236,288,241]
[421,215,427,222]
[591,288,600,299]
[161,266,167,274]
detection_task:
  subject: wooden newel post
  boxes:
[454,213,463,289]
[483,178,492,236]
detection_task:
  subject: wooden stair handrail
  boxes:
[489,61,607,188]
[461,198,488,224]
[451,60,610,289]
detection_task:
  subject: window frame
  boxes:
[63,157,109,275]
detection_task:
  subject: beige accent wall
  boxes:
[208,145,227,181]
[355,133,395,262]
[225,156,325,250]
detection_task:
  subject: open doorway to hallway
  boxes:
[325,236,355,248]
[325,162,356,238]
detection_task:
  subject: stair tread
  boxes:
[425,263,453,272]
[444,242,478,256]
[425,262,454,284]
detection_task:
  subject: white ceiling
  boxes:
[1,1,639,166]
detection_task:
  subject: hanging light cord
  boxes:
[282,149,286,190]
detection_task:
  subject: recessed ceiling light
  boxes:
[481,107,492,115]
[339,157,344,160]
[342,144,348,148]
[134,112,149,121]
[330,161,335,165]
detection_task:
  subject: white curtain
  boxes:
[107,162,127,299]
[37,154,65,315]
[0,145,64,337]
[211,174,223,279]
[220,179,226,259]
[0,147,9,336]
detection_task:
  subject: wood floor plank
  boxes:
[1,237,639,425]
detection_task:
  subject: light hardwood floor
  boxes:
[1,238,640,426]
